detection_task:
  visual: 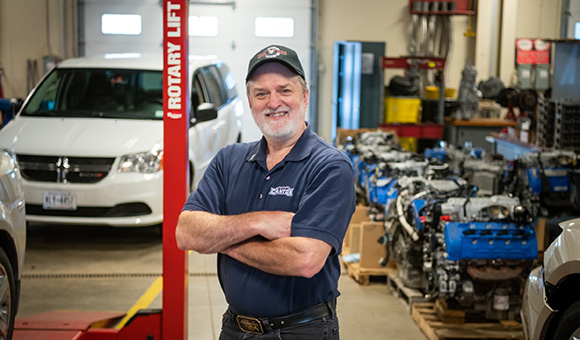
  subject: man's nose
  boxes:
[267,92,282,109]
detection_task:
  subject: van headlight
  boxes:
[118,149,163,173]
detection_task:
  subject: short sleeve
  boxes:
[182,149,226,214]
[291,158,356,254]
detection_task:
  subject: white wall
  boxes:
[515,0,562,38]
[0,0,76,98]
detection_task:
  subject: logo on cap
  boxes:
[257,46,287,60]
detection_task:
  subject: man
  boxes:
[176,45,355,339]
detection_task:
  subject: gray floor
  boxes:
[17,223,425,339]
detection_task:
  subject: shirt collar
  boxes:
[246,122,317,165]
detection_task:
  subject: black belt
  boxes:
[230,300,336,335]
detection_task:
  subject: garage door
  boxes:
[81,0,313,142]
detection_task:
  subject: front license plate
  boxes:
[43,191,77,210]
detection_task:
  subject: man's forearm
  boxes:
[176,211,258,253]
[175,210,293,254]
[223,237,331,278]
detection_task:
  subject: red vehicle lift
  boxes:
[13,1,190,339]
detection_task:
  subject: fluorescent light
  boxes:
[101,14,142,35]
[255,17,294,38]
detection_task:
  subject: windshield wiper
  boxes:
[23,110,60,116]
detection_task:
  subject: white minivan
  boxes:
[0,53,243,227]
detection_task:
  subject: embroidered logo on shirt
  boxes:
[269,186,294,197]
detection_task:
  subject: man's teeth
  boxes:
[269,112,286,117]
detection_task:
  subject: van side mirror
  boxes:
[191,103,217,125]
[10,98,23,114]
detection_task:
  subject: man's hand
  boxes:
[250,211,294,240]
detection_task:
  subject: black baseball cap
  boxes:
[246,45,305,83]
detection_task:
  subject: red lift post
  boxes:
[161,0,190,339]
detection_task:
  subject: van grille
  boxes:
[17,155,116,184]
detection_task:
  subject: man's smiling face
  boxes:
[247,62,308,143]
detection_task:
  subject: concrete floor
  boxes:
[17,223,426,339]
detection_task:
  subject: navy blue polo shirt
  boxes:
[182,124,356,318]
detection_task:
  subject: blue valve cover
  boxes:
[425,148,447,162]
[526,167,571,194]
[368,177,398,205]
[360,164,379,190]
[470,148,484,159]
[444,222,538,261]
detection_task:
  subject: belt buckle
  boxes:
[236,315,264,335]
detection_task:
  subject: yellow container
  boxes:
[445,87,457,99]
[424,86,457,99]
[425,86,439,99]
[399,137,418,152]
[384,97,421,124]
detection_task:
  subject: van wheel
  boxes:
[0,248,16,340]
[553,300,580,340]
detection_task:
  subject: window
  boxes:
[101,14,142,35]
[191,75,204,114]
[189,16,218,37]
[199,66,226,108]
[217,63,238,102]
[254,17,294,38]
[22,68,163,120]
[576,22,580,39]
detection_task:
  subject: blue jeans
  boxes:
[218,304,340,340]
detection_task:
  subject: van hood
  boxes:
[0,117,163,157]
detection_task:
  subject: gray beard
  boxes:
[257,105,307,141]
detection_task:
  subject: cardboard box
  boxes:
[358,221,387,269]
[344,205,369,251]
[535,217,550,253]
[348,224,361,254]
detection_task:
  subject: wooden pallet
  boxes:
[345,262,394,285]
[386,271,430,308]
[411,302,524,340]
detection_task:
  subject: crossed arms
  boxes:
[175,210,332,278]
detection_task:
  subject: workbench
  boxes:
[485,132,543,160]
[444,118,517,152]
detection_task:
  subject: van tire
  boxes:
[553,299,580,340]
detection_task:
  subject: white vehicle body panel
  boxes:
[521,218,580,340]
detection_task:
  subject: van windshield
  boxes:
[21,68,164,120]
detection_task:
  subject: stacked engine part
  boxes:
[537,98,580,152]
[337,130,580,321]
[385,181,537,320]
[462,154,508,197]
[506,150,579,218]
[554,100,580,152]
[536,98,556,149]
[340,130,412,206]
